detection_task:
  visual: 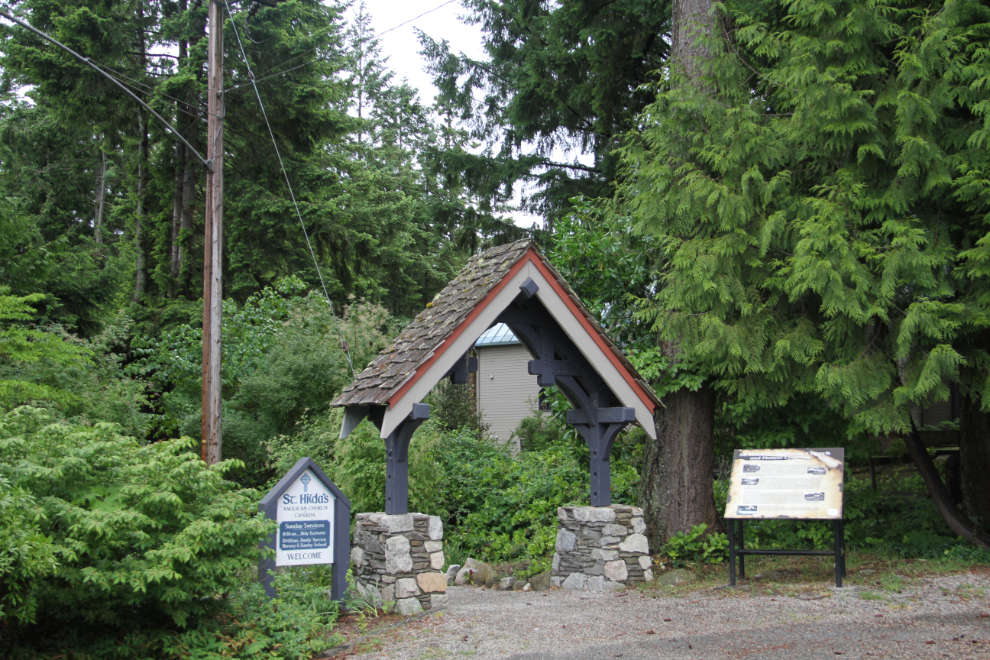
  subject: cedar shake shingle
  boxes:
[331,239,659,410]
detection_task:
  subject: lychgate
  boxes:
[332,239,661,601]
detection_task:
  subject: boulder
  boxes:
[604,560,628,582]
[498,577,516,591]
[445,564,461,585]
[454,558,494,586]
[396,597,424,616]
[395,577,421,599]
[618,533,649,554]
[385,536,413,574]
[512,579,527,591]
[556,528,577,553]
[657,568,695,587]
[430,551,445,570]
[416,572,447,594]
[529,569,552,592]
[561,572,587,590]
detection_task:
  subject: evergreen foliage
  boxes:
[621,0,990,437]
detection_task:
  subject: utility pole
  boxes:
[202,0,223,465]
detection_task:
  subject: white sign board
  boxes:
[725,447,844,519]
[275,468,335,566]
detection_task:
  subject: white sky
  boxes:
[349,0,545,229]
[349,0,485,107]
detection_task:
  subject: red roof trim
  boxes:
[388,247,656,414]
[387,253,532,407]
[527,252,657,414]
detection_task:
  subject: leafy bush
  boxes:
[0,406,271,651]
[663,524,728,564]
[427,380,490,436]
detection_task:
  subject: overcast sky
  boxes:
[344,0,546,229]
[349,0,485,107]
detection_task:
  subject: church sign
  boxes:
[259,457,351,600]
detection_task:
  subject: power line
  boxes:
[224,0,460,93]
[222,0,355,378]
[0,8,212,171]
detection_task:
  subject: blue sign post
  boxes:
[258,457,351,601]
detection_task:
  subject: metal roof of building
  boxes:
[474,323,519,347]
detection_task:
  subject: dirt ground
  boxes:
[325,565,990,660]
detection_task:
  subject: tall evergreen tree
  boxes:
[621,0,990,546]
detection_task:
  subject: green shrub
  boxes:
[663,524,728,564]
[0,406,271,649]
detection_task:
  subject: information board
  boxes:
[724,448,844,519]
[275,468,335,566]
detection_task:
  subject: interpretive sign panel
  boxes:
[724,448,844,519]
[259,457,351,600]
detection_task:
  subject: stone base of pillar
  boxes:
[551,505,653,590]
[350,512,447,615]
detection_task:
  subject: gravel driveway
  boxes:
[347,572,990,659]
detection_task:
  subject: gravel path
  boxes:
[348,572,990,659]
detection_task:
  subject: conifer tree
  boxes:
[621,0,990,546]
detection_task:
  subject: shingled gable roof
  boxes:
[331,239,660,433]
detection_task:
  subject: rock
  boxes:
[381,514,414,533]
[529,570,552,591]
[522,583,532,592]
[631,507,643,516]
[395,577,421,599]
[429,594,448,611]
[561,572,587,590]
[350,546,365,567]
[428,516,444,540]
[455,558,494,586]
[573,507,616,523]
[514,579,528,591]
[619,533,649,554]
[604,580,624,591]
[552,553,561,572]
[604,560,628,582]
[416,572,447,593]
[498,577,516,590]
[586,575,606,591]
[638,555,653,570]
[424,540,443,553]
[382,583,395,604]
[385,536,413,574]
[592,548,619,562]
[643,569,654,582]
[556,528,577,553]
[602,524,629,537]
[550,576,562,588]
[396,597,424,616]
[430,552,445,570]
[557,507,570,522]
[601,536,621,545]
[446,564,461,585]
[657,568,695,586]
[632,517,647,534]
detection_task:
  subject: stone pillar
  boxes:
[551,505,653,590]
[350,512,448,616]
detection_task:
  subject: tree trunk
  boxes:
[133,112,148,302]
[170,141,186,288]
[637,0,718,551]
[132,6,148,303]
[671,0,713,83]
[95,148,107,245]
[905,418,989,549]
[959,394,990,529]
[639,382,719,551]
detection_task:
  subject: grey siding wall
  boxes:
[476,344,542,450]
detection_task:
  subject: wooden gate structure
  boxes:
[331,240,660,513]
